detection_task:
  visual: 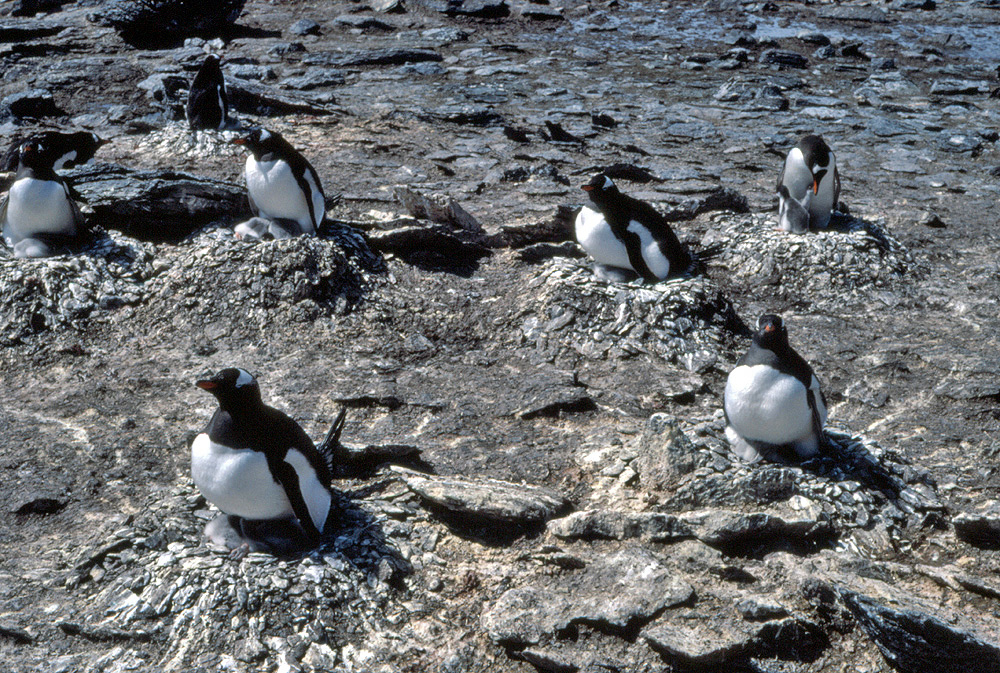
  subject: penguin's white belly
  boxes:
[575,207,669,278]
[191,434,331,531]
[808,172,835,228]
[779,150,834,230]
[245,157,317,234]
[5,178,75,237]
[724,365,824,445]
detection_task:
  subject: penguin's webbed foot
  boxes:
[591,263,639,283]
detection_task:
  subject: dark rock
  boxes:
[227,77,339,116]
[938,133,982,154]
[796,31,830,46]
[334,14,395,30]
[1,89,62,119]
[548,510,692,542]
[759,49,808,69]
[415,0,510,18]
[395,467,571,525]
[817,5,889,22]
[0,624,33,644]
[268,41,306,56]
[487,206,576,249]
[288,18,321,36]
[643,616,816,665]
[15,497,67,515]
[841,589,1000,673]
[304,48,442,68]
[543,121,584,144]
[953,502,1000,549]
[503,125,531,142]
[137,73,188,114]
[736,598,789,621]
[366,224,490,267]
[590,112,617,128]
[65,164,246,241]
[0,21,66,41]
[91,0,247,49]
[483,547,694,645]
[714,78,788,111]
[522,5,562,20]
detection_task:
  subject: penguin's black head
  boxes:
[232,128,284,159]
[581,173,620,205]
[17,141,54,172]
[196,368,262,409]
[797,135,833,194]
[754,314,789,350]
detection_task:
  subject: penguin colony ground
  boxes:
[0,46,852,552]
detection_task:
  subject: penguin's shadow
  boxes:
[801,429,905,504]
[824,211,897,255]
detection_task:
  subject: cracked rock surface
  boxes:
[2,0,1000,672]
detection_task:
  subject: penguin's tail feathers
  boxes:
[317,407,348,471]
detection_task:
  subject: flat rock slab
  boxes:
[65,164,246,241]
[680,506,832,554]
[643,616,822,666]
[394,467,570,524]
[953,501,1000,549]
[483,547,694,645]
[548,510,693,543]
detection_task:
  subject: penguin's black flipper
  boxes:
[833,164,841,211]
[267,457,322,541]
[806,388,828,454]
[317,407,348,473]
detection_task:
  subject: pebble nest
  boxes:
[0,232,155,346]
[72,482,414,672]
[706,211,917,306]
[0,225,384,345]
[523,257,745,373]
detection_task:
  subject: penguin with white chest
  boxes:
[724,314,827,463]
[575,173,691,282]
[776,135,839,233]
[186,54,229,131]
[1,141,85,258]
[231,128,325,240]
[193,368,341,555]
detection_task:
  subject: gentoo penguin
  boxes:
[1,141,85,258]
[1,131,105,173]
[724,314,828,463]
[776,135,839,233]
[576,173,691,282]
[193,368,336,554]
[186,54,229,131]
[231,128,325,239]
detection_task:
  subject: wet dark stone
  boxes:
[92,0,247,48]
[1,89,62,119]
[304,48,441,67]
[334,14,395,30]
[841,590,1000,673]
[760,50,808,69]
[0,21,65,41]
[797,31,830,46]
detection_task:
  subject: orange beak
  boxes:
[196,380,217,390]
[812,180,819,195]
[581,185,595,192]
[231,138,246,146]
[764,324,776,333]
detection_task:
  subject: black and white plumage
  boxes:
[575,173,691,282]
[724,314,827,463]
[232,128,325,238]
[186,54,229,131]
[1,141,85,258]
[776,135,839,233]
[0,131,105,173]
[193,368,337,553]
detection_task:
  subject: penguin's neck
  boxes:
[17,165,56,181]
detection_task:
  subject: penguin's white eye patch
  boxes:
[235,369,255,387]
[259,129,271,141]
[603,176,614,189]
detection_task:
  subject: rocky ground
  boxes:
[2,0,1000,671]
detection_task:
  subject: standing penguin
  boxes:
[576,173,691,282]
[724,314,827,463]
[1,141,85,258]
[0,131,105,172]
[776,135,839,233]
[192,368,339,554]
[231,128,325,239]
[186,54,229,131]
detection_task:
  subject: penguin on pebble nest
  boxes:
[231,127,326,240]
[724,314,828,463]
[192,367,347,556]
[575,173,691,282]
[1,140,86,258]
[776,135,839,233]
